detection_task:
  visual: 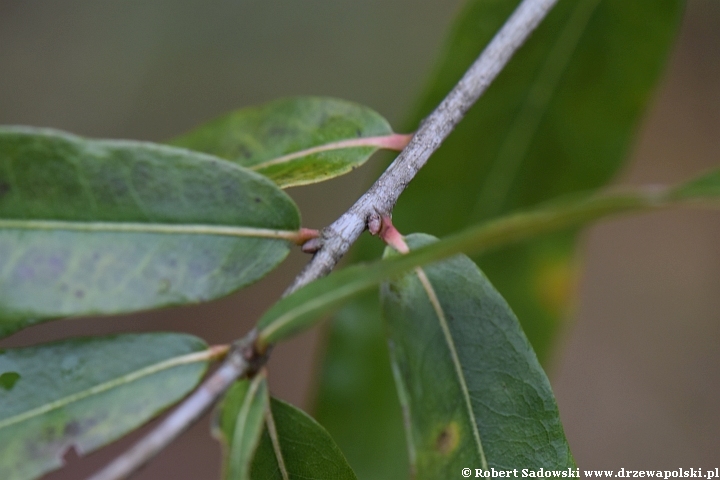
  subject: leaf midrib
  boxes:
[414,266,488,470]
[0,219,299,241]
[229,375,266,479]
[265,403,290,480]
[249,135,395,171]
[0,349,211,430]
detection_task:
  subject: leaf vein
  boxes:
[0,348,211,430]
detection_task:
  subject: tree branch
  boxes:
[86,333,264,480]
[86,0,558,478]
[287,0,558,293]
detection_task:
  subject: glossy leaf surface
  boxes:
[0,333,211,480]
[215,375,269,480]
[250,398,357,480]
[313,2,683,477]
[381,234,574,475]
[0,127,300,337]
[171,97,404,188]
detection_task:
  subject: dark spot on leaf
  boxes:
[435,422,460,455]
[75,290,84,299]
[0,371,20,391]
[356,128,362,137]
[254,197,261,203]
[64,421,82,436]
[0,181,10,198]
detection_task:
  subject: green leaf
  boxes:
[215,374,270,480]
[256,171,720,346]
[313,2,684,476]
[311,293,408,480]
[171,97,408,188]
[0,127,300,337]
[0,333,213,480]
[381,234,574,475]
[250,398,357,480]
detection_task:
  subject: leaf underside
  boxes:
[0,333,210,480]
[381,234,574,476]
[171,96,396,188]
[0,127,300,337]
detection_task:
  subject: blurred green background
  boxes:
[0,0,718,478]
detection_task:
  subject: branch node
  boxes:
[301,237,323,254]
[229,330,270,378]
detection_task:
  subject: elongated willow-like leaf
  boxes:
[215,375,270,480]
[250,398,357,480]
[381,234,574,475]
[0,127,300,338]
[0,333,216,480]
[256,169,720,346]
[171,97,409,189]
[313,3,684,476]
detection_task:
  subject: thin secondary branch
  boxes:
[86,335,264,480]
[286,0,558,293]
[86,1,558,478]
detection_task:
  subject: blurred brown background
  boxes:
[0,0,718,478]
